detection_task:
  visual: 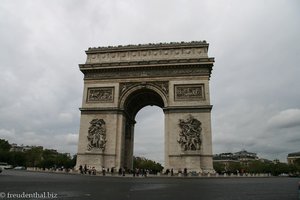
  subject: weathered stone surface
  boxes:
[76,41,215,173]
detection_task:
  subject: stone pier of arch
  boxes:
[75,41,215,173]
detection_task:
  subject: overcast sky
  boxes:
[0,0,299,164]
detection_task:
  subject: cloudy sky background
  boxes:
[0,0,299,164]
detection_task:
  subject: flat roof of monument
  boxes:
[86,41,209,53]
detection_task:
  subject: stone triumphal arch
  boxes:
[76,41,215,173]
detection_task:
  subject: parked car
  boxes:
[0,162,9,172]
[14,166,26,170]
[4,165,13,169]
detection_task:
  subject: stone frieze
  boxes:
[87,87,114,103]
[174,84,205,101]
[85,41,209,64]
[84,66,211,80]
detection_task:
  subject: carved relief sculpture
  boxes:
[87,87,114,102]
[174,84,205,101]
[87,119,107,151]
[178,115,202,151]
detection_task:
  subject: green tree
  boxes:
[269,162,289,176]
[0,139,11,152]
[247,160,268,174]
[227,162,241,174]
[133,156,163,173]
[213,162,225,174]
[25,147,43,167]
[40,149,57,168]
[9,151,26,167]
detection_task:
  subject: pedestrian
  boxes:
[84,164,87,174]
[102,167,106,176]
[111,167,114,176]
[165,169,170,175]
[122,168,125,176]
[171,168,174,176]
[79,165,83,174]
[184,168,188,177]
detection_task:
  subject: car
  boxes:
[4,165,13,169]
[0,162,8,173]
[14,166,26,170]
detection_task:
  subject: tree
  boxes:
[25,147,43,167]
[227,162,241,174]
[213,162,225,174]
[9,151,26,167]
[269,162,289,176]
[0,139,11,152]
[247,160,268,174]
[133,156,163,173]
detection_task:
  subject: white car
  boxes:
[14,166,26,170]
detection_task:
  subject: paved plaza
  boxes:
[0,170,299,200]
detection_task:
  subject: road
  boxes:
[0,170,299,200]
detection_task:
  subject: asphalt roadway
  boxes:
[0,170,299,200]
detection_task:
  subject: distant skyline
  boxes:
[0,0,299,164]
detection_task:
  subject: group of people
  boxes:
[165,168,188,176]
[78,165,96,175]
[78,165,190,177]
[78,165,152,177]
[78,165,126,176]
[131,168,148,177]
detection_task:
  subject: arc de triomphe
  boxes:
[76,41,215,173]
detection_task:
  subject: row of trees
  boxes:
[213,159,300,176]
[1,139,164,172]
[133,156,163,174]
[0,139,76,169]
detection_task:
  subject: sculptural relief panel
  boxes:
[86,87,114,103]
[177,115,202,151]
[84,67,210,80]
[86,47,208,64]
[174,84,205,101]
[87,119,107,151]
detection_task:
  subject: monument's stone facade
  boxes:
[76,41,215,173]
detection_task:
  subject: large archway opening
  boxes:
[134,106,164,166]
[122,88,165,169]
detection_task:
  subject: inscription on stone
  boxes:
[174,84,205,101]
[87,87,114,103]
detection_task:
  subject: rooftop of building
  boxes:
[86,41,208,52]
[287,151,300,157]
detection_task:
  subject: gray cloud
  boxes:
[0,0,299,163]
[267,109,300,129]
